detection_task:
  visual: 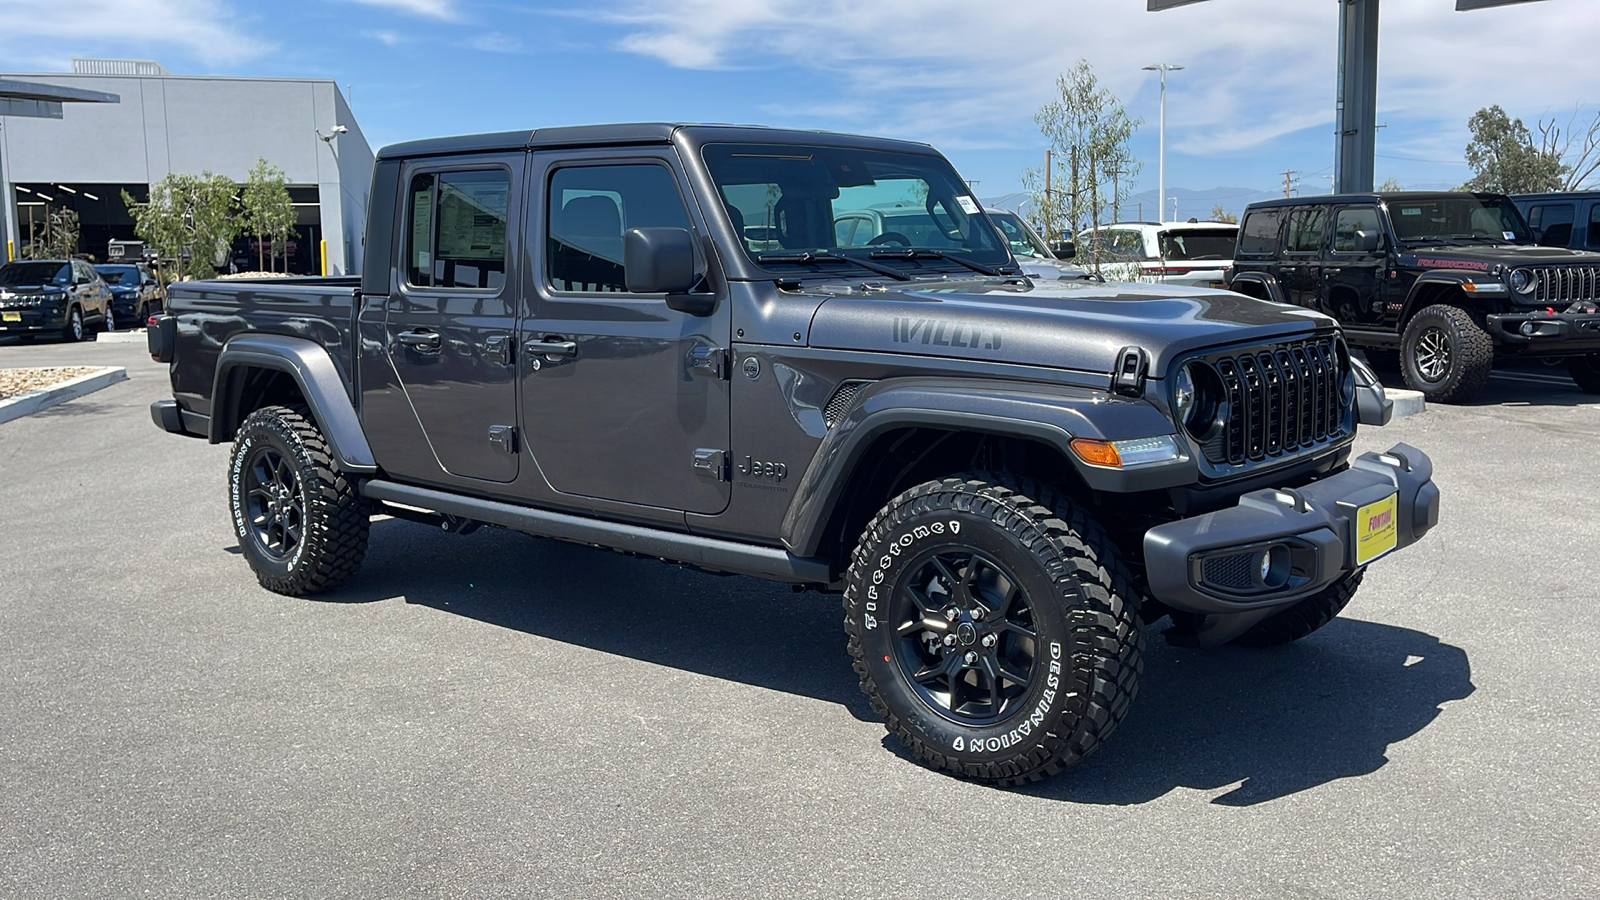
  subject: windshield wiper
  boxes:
[756,251,911,281]
[867,248,1006,277]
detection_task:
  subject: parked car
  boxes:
[1510,190,1600,251]
[94,262,164,327]
[0,259,113,342]
[982,208,1092,280]
[1075,221,1238,288]
[1227,191,1600,403]
[149,122,1435,785]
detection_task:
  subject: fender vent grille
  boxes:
[823,380,874,428]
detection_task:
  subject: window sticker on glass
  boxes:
[437,177,508,261]
[956,195,980,215]
[1400,207,1422,216]
[1503,231,1516,241]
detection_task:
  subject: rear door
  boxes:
[1281,205,1328,310]
[518,150,731,515]
[379,155,523,484]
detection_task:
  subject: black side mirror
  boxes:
[624,227,713,314]
[1353,229,1382,253]
[1050,239,1076,260]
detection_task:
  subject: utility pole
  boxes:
[1143,63,1184,223]
[1043,149,1052,240]
[1107,161,1120,223]
[1282,168,1299,197]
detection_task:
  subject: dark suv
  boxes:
[94,262,164,327]
[1228,192,1600,402]
[0,259,113,342]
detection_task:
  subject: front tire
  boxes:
[62,307,85,343]
[228,405,369,595]
[1567,355,1600,394]
[1230,569,1364,647]
[843,474,1143,785]
[1401,304,1493,403]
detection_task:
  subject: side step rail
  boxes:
[360,479,834,586]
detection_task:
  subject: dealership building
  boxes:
[0,59,373,274]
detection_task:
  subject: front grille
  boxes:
[1199,336,1349,467]
[1531,266,1600,305]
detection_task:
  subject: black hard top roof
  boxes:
[1243,190,1513,211]
[376,123,939,161]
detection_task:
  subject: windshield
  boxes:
[702,142,1010,273]
[0,262,69,287]
[1157,229,1236,261]
[988,211,1052,257]
[94,265,140,285]
[1386,195,1531,243]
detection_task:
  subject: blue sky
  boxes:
[3,0,1596,220]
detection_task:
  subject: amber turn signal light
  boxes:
[1069,438,1122,467]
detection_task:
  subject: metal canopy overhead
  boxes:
[1147,0,1554,192]
[0,78,120,119]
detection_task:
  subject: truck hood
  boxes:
[1400,243,1600,269]
[805,276,1333,374]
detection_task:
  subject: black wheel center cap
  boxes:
[956,622,978,646]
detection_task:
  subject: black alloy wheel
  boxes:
[242,445,305,563]
[890,549,1039,727]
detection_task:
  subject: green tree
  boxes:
[26,206,80,259]
[1460,105,1565,193]
[1209,204,1237,224]
[240,158,296,273]
[1378,177,1405,192]
[123,172,239,280]
[1026,60,1142,275]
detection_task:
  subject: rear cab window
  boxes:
[405,168,511,290]
[1284,206,1328,254]
[1237,209,1284,256]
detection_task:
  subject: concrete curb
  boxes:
[93,330,148,344]
[0,367,128,425]
[1388,388,1426,418]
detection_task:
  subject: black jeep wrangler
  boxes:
[149,124,1439,784]
[1228,191,1600,403]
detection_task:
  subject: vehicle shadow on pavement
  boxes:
[1025,617,1475,806]
[314,518,880,721]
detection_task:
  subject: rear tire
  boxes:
[843,473,1143,785]
[1230,569,1364,647]
[228,405,369,595]
[1401,304,1493,403]
[1567,355,1600,394]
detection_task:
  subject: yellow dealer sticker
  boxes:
[1355,493,1398,565]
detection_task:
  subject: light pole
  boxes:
[1143,63,1183,223]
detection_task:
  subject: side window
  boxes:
[548,164,691,293]
[405,168,509,290]
[834,217,858,246]
[1589,205,1600,249]
[1528,203,1575,246]
[1332,207,1382,252]
[1285,206,1327,253]
[1237,209,1284,256]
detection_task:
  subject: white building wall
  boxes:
[0,69,373,273]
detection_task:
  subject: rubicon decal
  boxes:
[1411,257,1491,272]
[892,317,1003,350]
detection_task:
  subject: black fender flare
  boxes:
[211,333,377,474]
[779,377,1196,557]
[1401,272,1483,324]
[1227,272,1285,304]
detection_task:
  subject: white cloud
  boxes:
[363,29,408,46]
[589,0,1599,158]
[0,0,270,67]
[348,0,459,20]
[467,32,523,53]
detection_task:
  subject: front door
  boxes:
[1322,205,1387,326]
[519,152,731,515]
[380,155,523,484]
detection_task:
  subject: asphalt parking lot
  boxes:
[1,337,1596,899]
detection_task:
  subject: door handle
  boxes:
[524,337,577,361]
[1325,268,1341,276]
[396,330,442,353]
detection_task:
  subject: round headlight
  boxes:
[1176,361,1222,439]
[1509,268,1535,294]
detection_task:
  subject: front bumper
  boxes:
[1144,442,1438,616]
[0,308,68,333]
[1485,310,1600,351]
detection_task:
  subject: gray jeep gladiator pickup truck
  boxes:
[149,123,1440,784]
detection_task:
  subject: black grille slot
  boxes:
[823,380,873,428]
[1197,337,1349,467]
[1202,552,1257,590]
[1534,265,1600,305]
